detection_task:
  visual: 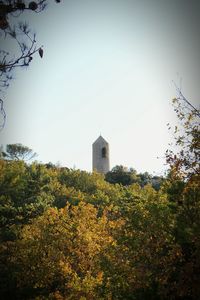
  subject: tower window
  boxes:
[102,147,106,158]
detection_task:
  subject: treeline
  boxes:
[0,94,199,299]
[105,165,164,190]
[0,158,199,299]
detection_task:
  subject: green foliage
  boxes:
[0,158,178,299]
[0,93,199,300]
[105,165,134,186]
[58,168,104,194]
[164,91,200,299]
[0,160,58,242]
[105,165,164,190]
[107,190,181,299]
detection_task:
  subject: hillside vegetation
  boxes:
[0,96,199,300]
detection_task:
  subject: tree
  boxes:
[166,86,199,180]
[165,87,200,299]
[2,143,37,161]
[5,203,117,299]
[105,187,181,299]
[105,165,164,190]
[0,0,61,129]
[0,159,57,243]
[105,165,135,186]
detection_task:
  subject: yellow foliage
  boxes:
[10,202,118,299]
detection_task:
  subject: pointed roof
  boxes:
[93,135,108,145]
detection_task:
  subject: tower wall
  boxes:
[92,136,110,174]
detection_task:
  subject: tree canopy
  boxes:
[105,165,164,190]
[2,143,37,161]
[0,92,199,299]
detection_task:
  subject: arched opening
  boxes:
[102,147,107,158]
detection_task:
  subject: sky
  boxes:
[1,0,200,174]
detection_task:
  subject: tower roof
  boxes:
[93,135,108,146]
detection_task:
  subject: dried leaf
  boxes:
[39,48,43,58]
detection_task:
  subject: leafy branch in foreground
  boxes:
[165,86,200,299]
[166,86,200,180]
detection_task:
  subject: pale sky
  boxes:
[1,0,200,174]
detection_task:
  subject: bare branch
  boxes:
[173,81,200,118]
[0,98,6,131]
[0,0,61,128]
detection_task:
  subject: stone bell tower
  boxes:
[92,135,110,174]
